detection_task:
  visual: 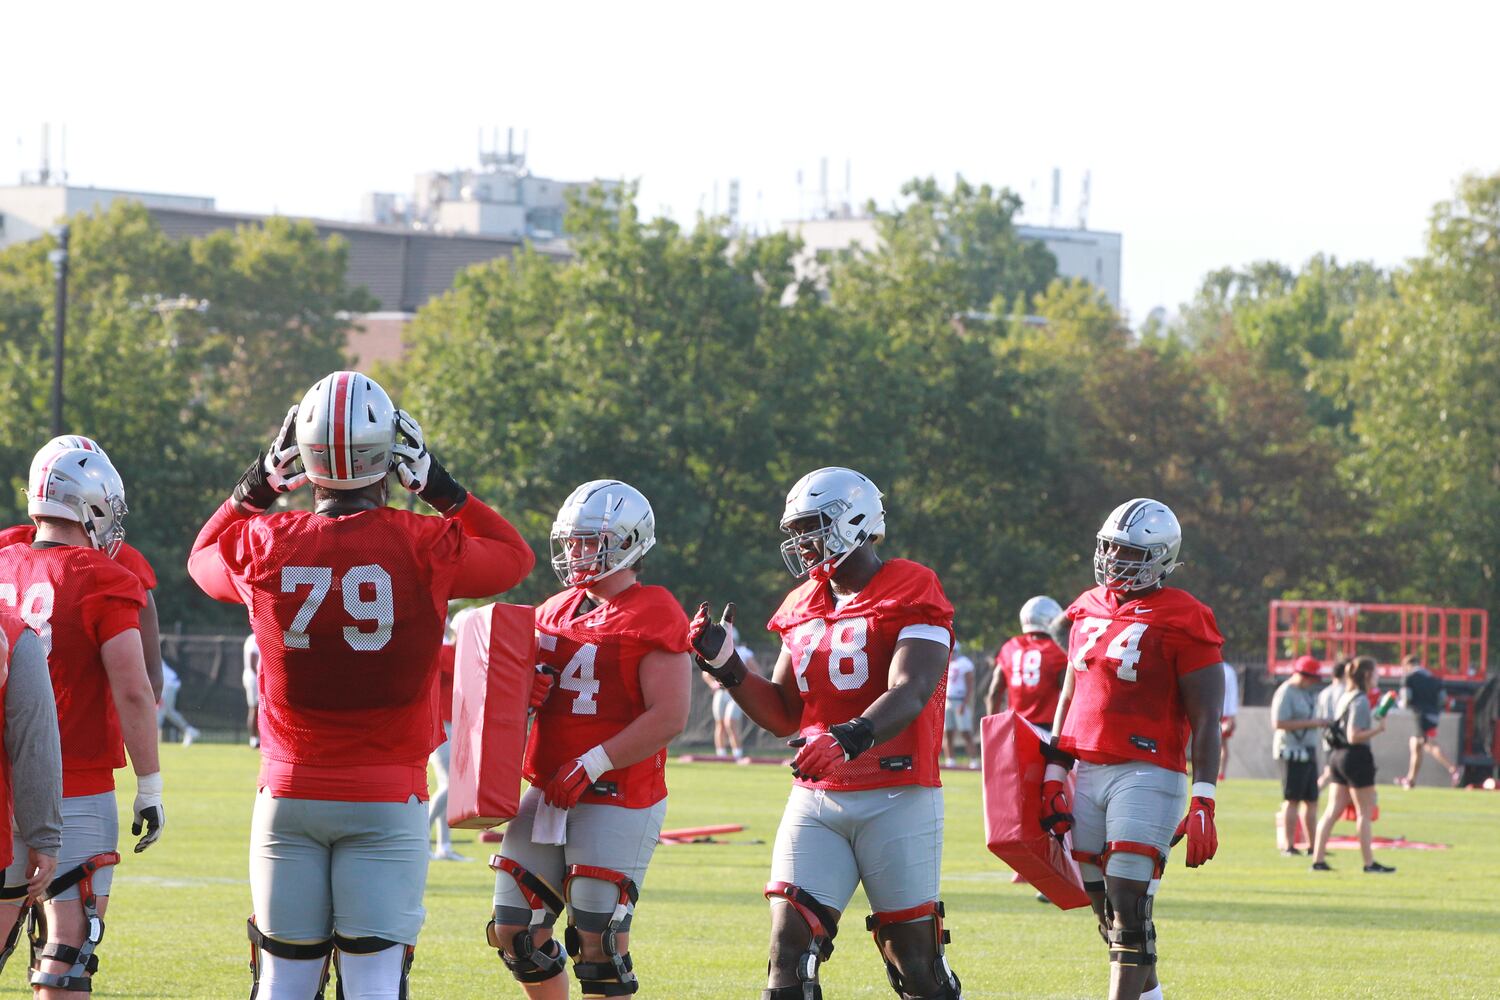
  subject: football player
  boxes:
[0,446,163,995]
[0,435,164,700]
[692,467,963,1000]
[985,596,1068,730]
[188,371,534,1000]
[1047,499,1224,1000]
[488,480,691,999]
[0,606,66,978]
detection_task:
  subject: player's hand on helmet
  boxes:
[392,409,468,514]
[788,717,875,780]
[530,665,557,712]
[689,602,747,687]
[233,407,306,512]
[1171,793,1217,868]
[542,746,613,809]
[131,772,165,853]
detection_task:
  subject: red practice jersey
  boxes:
[1059,585,1224,772]
[202,507,474,802]
[435,642,456,727]
[0,525,156,592]
[768,558,954,792]
[527,584,691,809]
[994,632,1068,728]
[0,544,145,795]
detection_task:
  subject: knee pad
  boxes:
[29,852,120,994]
[488,857,567,983]
[866,901,962,999]
[331,935,414,1000]
[563,864,639,997]
[765,880,840,994]
[247,917,333,1000]
[1106,893,1156,968]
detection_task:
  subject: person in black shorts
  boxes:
[1271,656,1324,854]
[1395,654,1459,788]
[1310,657,1394,873]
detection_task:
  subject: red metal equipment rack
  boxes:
[1266,600,1487,683]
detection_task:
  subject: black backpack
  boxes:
[1324,691,1360,751]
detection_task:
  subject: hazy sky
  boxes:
[4,1,1497,320]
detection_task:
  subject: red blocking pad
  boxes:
[448,603,534,829]
[980,711,1091,909]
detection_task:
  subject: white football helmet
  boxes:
[1020,595,1063,634]
[779,467,885,578]
[1094,498,1182,593]
[29,435,111,487]
[550,480,657,588]
[296,371,397,489]
[28,446,128,556]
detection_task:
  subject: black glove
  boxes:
[689,602,747,687]
[232,452,279,513]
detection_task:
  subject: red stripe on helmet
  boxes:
[331,373,351,480]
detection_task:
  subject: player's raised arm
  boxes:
[390,408,535,596]
[690,602,803,737]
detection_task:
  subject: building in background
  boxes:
[784,215,1123,308]
[362,129,618,241]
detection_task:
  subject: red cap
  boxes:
[1293,655,1322,677]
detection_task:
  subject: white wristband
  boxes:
[1043,763,1070,784]
[580,745,615,783]
[135,771,163,805]
[1191,781,1216,800]
[706,635,735,668]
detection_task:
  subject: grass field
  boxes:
[58,746,1500,998]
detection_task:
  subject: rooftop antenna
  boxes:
[819,157,829,218]
[40,123,50,186]
[1078,169,1091,230]
[727,178,740,227]
[1050,167,1061,227]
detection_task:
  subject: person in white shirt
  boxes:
[242,634,260,749]
[157,659,200,746]
[1219,662,1240,780]
[943,641,978,768]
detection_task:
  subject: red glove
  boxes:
[788,718,875,781]
[542,745,613,809]
[1040,779,1073,836]
[1172,795,1218,868]
[529,666,556,712]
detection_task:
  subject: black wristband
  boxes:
[1039,739,1076,770]
[694,649,747,688]
[830,716,876,760]
[418,458,468,515]
[231,453,277,512]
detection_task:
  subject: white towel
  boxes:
[532,801,568,845]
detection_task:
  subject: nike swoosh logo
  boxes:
[888,792,903,799]
[1135,607,1154,613]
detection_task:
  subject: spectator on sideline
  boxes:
[1395,653,1460,788]
[1314,658,1349,788]
[1219,662,1240,779]
[157,660,201,746]
[943,641,978,768]
[1271,656,1324,855]
[1310,656,1394,873]
[242,634,260,749]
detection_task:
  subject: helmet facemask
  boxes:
[780,501,862,579]
[550,529,647,589]
[1094,537,1169,593]
[84,493,129,558]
